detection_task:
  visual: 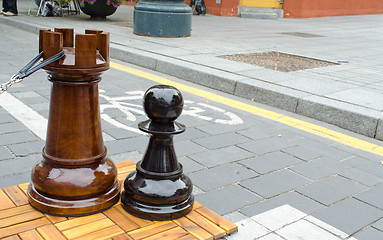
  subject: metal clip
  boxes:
[0,50,65,94]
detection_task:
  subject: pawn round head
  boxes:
[143,85,184,123]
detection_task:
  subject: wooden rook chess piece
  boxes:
[121,85,194,220]
[27,28,120,216]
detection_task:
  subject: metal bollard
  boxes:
[121,85,194,220]
[133,0,192,37]
[27,28,120,217]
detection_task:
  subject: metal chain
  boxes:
[0,74,24,94]
[0,50,64,95]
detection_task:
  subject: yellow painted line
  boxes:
[110,61,383,156]
[240,0,282,9]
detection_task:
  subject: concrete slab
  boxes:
[296,176,366,206]
[240,151,302,174]
[240,170,311,198]
[312,198,383,235]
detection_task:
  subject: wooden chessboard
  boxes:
[0,160,237,240]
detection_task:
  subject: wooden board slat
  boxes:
[195,207,238,234]
[2,235,21,240]
[0,211,44,228]
[61,218,115,239]
[0,217,50,239]
[117,173,129,182]
[115,160,136,168]
[127,221,176,240]
[44,214,68,224]
[55,213,105,231]
[37,224,67,240]
[103,205,140,232]
[173,216,213,240]
[0,189,16,210]
[113,205,153,228]
[71,225,124,240]
[3,186,28,206]
[18,183,29,194]
[174,234,199,240]
[186,211,226,239]
[18,229,44,240]
[112,233,134,240]
[0,205,35,220]
[116,161,136,181]
[141,227,189,240]
[117,165,136,175]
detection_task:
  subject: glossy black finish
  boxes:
[143,85,184,123]
[121,85,194,220]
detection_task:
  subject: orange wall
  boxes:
[207,0,240,16]
[185,0,240,16]
[284,0,383,18]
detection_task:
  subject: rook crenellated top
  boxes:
[39,28,110,75]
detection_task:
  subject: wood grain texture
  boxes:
[36,224,67,240]
[0,217,50,238]
[112,233,134,240]
[186,211,226,239]
[0,160,236,240]
[18,229,44,240]
[3,186,28,206]
[0,205,35,220]
[2,235,21,240]
[18,183,29,194]
[103,206,139,232]
[142,227,189,240]
[173,217,214,240]
[61,218,115,239]
[195,207,238,234]
[0,211,44,228]
[113,205,153,228]
[0,189,16,210]
[127,221,176,239]
[44,214,68,224]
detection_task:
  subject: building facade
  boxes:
[195,0,383,18]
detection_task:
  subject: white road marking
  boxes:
[0,92,47,140]
[101,113,144,135]
[183,100,244,125]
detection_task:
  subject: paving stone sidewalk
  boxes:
[1,0,383,140]
[1,9,383,240]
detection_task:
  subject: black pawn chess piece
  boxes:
[121,85,194,220]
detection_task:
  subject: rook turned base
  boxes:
[27,181,120,217]
[27,152,121,217]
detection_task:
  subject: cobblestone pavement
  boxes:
[1,0,383,141]
[1,11,383,240]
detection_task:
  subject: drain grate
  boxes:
[220,51,338,72]
[280,32,324,38]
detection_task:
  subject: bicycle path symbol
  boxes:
[99,90,243,135]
